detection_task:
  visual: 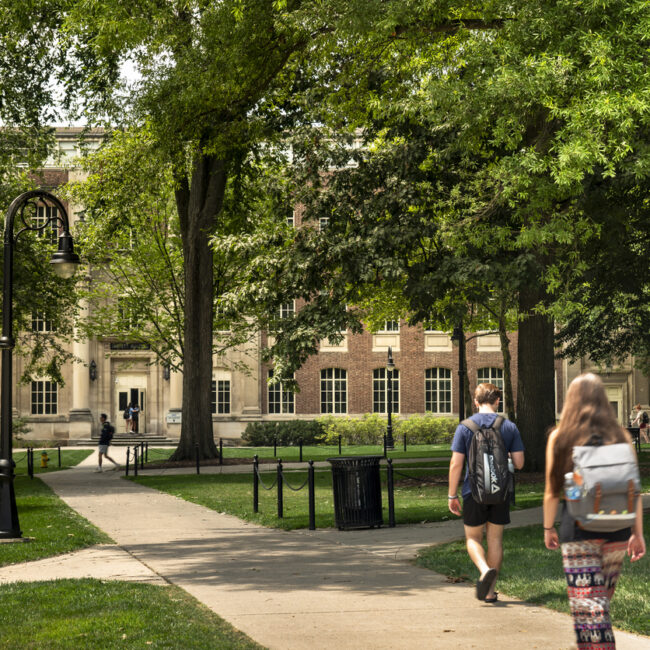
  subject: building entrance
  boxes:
[605,385,623,424]
[115,374,147,433]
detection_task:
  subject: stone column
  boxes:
[68,292,94,439]
[166,367,182,439]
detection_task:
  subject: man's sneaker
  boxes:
[94,466,103,472]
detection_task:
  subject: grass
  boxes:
[416,517,650,637]
[0,580,263,649]
[1,475,112,567]
[12,448,93,476]
[144,443,452,465]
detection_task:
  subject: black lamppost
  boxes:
[451,322,465,423]
[0,191,81,539]
[385,346,395,450]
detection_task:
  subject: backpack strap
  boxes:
[461,418,479,433]
[492,415,504,433]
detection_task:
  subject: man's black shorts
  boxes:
[462,494,510,526]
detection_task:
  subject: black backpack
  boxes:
[463,415,511,505]
[642,411,648,425]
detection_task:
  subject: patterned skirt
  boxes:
[561,539,628,649]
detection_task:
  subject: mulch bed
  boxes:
[143,457,251,470]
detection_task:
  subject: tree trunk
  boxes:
[516,285,556,471]
[462,333,472,418]
[498,308,516,422]
[170,152,226,460]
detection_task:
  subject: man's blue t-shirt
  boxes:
[451,412,525,498]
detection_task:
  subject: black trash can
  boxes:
[328,456,383,530]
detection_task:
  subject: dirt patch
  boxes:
[143,457,251,469]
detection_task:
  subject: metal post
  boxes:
[253,455,259,513]
[383,434,387,458]
[277,459,283,518]
[133,446,138,477]
[28,448,33,479]
[386,347,395,449]
[273,437,277,458]
[195,443,200,475]
[140,441,144,469]
[219,438,223,466]
[387,458,395,528]
[308,460,315,530]
[453,321,466,422]
[299,437,303,463]
[125,447,130,476]
[338,434,342,456]
[145,442,149,463]
[57,445,61,467]
[403,433,407,452]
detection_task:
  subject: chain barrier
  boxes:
[279,469,309,492]
[254,462,279,491]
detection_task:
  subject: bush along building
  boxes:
[13,129,649,444]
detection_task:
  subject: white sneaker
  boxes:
[95,466,103,472]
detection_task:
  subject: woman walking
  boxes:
[543,373,645,649]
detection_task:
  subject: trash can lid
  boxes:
[327,455,384,466]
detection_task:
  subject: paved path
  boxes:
[3,447,649,649]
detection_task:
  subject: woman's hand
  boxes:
[544,527,559,550]
[628,533,646,562]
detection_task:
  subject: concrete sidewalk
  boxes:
[4,449,649,649]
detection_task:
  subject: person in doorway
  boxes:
[448,383,525,602]
[124,402,132,433]
[543,373,645,649]
[631,403,649,443]
[130,402,140,434]
[96,414,119,472]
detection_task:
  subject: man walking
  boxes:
[448,383,525,602]
[96,413,119,472]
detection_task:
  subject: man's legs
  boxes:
[465,524,490,577]
[465,522,503,599]
[97,450,104,471]
[485,522,504,598]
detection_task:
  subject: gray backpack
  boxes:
[564,442,640,532]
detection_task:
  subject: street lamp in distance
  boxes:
[385,346,395,450]
[0,191,81,539]
[451,323,465,423]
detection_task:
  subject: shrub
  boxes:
[396,413,457,444]
[318,413,457,445]
[242,420,326,446]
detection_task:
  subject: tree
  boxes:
[58,0,388,459]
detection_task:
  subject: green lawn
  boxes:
[0,580,262,649]
[2,476,112,567]
[12,448,93,476]
[144,443,452,465]
[416,518,650,637]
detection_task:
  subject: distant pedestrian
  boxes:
[96,414,119,472]
[544,373,645,649]
[448,383,525,603]
[124,402,132,433]
[631,403,649,443]
[130,403,140,434]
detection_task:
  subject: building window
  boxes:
[425,367,452,413]
[31,312,55,333]
[477,367,504,413]
[211,379,231,414]
[34,205,59,245]
[31,380,58,414]
[320,368,347,414]
[379,320,400,332]
[268,370,295,414]
[279,302,295,319]
[373,368,400,414]
[287,209,295,227]
[319,215,329,232]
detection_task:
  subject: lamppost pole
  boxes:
[386,346,395,450]
[452,322,465,423]
[0,191,80,539]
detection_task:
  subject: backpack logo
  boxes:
[484,453,501,494]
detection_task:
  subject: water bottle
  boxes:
[564,472,581,501]
[508,458,514,474]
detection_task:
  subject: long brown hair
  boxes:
[549,373,631,495]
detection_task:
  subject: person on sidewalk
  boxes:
[631,403,649,443]
[447,383,525,603]
[124,402,133,433]
[130,403,140,434]
[96,414,119,472]
[543,373,645,650]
